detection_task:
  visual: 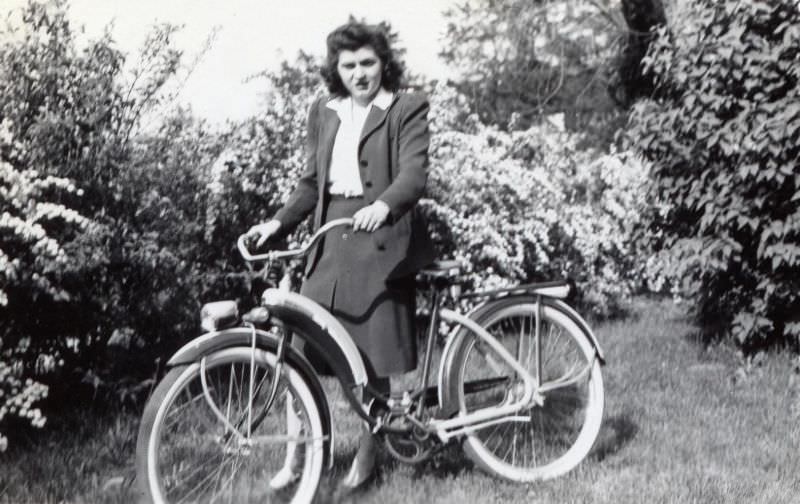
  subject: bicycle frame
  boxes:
[169,218,598,450]
[238,221,555,442]
[138,218,606,504]
[426,308,543,442]
[258,283,547,441]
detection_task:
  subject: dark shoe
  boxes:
[339,430,377,490]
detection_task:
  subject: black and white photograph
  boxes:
[1,0,798,502]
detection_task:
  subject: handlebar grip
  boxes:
[237,217,355,262]
[237,234,256,261]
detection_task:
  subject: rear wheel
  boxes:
[455,300,603,481]
[136,347,325,503]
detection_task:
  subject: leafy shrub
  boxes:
[440,0,625,142]
[627,0,800,348]
[0,0,225,437]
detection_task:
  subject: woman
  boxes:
[247,20,435,489]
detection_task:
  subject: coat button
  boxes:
[342,233,349,241]
[365,181,373,188]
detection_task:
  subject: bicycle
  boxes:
[135,218,606,503]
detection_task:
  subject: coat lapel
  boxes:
[317,106,340,188]
[359,94,398,149]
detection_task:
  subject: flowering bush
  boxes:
[0,119,87,448]
[0,121,92,307]
[204,54,324,258]
[0,361,48,452]
[425,83,648,316]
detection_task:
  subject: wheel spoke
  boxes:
[458,302,603,481]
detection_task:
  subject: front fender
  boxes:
[168,327,279,366]
[166,327,334,467]
[171,289,369,389]
[260,289,368,388]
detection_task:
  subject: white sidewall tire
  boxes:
[137,347,325,504]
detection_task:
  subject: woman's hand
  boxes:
[352,201,390,233]
[246,219,282,246]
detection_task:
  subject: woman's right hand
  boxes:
[246,220,282,247]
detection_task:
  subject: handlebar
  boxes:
[237,218,354,262]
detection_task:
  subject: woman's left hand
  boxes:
[352,200,390,233]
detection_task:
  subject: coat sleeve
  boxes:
[273,97,322,231]
[376,94,430,222]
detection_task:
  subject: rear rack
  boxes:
[460,280,571,300]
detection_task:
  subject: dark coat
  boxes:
[274,92,436,280]
[272,92,436,376]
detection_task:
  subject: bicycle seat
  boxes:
[418,260,463,280]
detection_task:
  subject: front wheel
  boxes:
[136,347,325,503]
[455,300,604,481]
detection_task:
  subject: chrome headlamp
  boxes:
[200,300,239,333]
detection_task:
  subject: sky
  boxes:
[16,0,458,125]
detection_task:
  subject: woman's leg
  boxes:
[341,371,390,489]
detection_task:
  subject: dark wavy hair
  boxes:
[321,21,404,96]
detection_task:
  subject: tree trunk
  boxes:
[613,0,667,106]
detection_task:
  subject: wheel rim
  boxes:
[459,304,603,480]
[146,348,324,503]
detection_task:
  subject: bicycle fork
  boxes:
[197,322,282,444]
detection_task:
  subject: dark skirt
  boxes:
[300,196,417,377]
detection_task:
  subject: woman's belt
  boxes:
[327,190,363,200]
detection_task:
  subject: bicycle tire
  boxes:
[136,347,325,503]
[454,299,604,481]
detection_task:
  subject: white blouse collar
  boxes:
[325,87,394,115]
[371,87,394,110]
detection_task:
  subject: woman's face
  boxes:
[336,46,383,106]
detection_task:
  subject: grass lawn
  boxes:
[1,297,798,503]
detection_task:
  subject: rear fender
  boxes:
[459,296,605,363]
[437,296,605,418]
[548,298,605,363]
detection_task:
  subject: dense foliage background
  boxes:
[1,0,797,450]
[627,0,800,350]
